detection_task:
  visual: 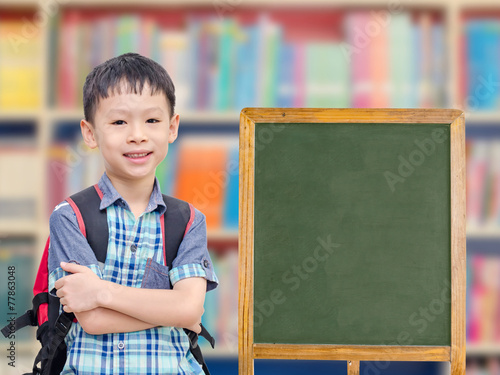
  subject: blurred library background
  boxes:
[0,0,499,374]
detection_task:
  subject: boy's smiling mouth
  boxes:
[124,151,153,161]
[125,152,151,158]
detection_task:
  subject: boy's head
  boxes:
[83,53,176,125]
[80,53,180,185]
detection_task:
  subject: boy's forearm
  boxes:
[97,277,206,328]
[75,308,156,335]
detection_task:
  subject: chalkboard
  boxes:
[254,122,451,345]
[239,109,466,375]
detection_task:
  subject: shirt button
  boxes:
[118,341,125,350]
[130,244,137,252]
[203,259,209,268]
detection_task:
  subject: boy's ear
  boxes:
[168,114,180,143]
[80,119,98,149]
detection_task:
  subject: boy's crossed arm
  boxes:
[54,262,206,335]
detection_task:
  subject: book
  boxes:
[234,25,259,109]
[305,42,349,108]
[388,13,415,108]
[257,14,281,107]
[216,19,238,111]
[467,141,491,227]
[345,12,372,108]
[174,137,229,230]
[465,20,500,111]
[156,140,179,197]
[0,20,41,109]
[57,10,80,109]
[160,29,191,111]
[415,13,433,108]
[275,42,296,108]
[115,15,141,56]
[369,10,390,108]
[223,141,239,230]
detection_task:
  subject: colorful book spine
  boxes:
[345,12,372,108]
[388,13,415,108]
[173,137,228,230]
[57,10,80,109]
[369,11,390,108]
[0,19,42,109]
[234,24,259,110]
[465,20,500,111]
[223,142,239,230]
[467,254,500,345]
[467,141,492,227]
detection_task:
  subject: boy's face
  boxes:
[81,84,179,185]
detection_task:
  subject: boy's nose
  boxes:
[127,123,148,144]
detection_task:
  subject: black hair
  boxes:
[83,53,176,124]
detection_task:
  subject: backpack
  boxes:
[1,184,215,375]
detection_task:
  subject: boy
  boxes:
[49,53,218,374]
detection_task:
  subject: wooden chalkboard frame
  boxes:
[238,108,466,375]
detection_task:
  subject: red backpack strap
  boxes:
[33,237,51,326]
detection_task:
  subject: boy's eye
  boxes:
[112,120,126,125]
[146,118,159,123]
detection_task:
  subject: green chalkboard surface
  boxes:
[253,122,451,346]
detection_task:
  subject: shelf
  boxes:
[467,344,500,356]
[0,221,40,237]
[202,347,237,358]
[0,0,38,8]
[207,230,238,252]
[207,229,238,240]
[0,110,42,122]
[467,226,500,239]
[466,112,500,124]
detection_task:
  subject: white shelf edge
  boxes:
[0,0,38,7]
[200,347,238,358]
[467,344,500,356]
[0,110,42,122]
[466,112,500,124]
[0,221,40,237]
[207,229,239,241]
[467,226,500,239]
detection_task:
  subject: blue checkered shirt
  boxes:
[48,173,218,374]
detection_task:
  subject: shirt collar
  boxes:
[97,173,166,215]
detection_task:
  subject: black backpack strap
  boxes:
[1,310,36,337]
[161,196,214,375]
[162,195,191,269]
[1,293,47,337]
[39,312,74,375]
[67,184,108,263]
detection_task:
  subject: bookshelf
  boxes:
[0,0,499,374]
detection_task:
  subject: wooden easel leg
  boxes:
[347,360,360,375]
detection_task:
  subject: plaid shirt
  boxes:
[48,173,218,374]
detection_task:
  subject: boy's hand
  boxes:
[55,262,103,313]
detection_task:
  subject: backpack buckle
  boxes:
[54,314,73,337]
[26,309,37,326]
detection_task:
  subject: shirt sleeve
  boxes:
[169,207,218,292]
[48,201,103,296]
